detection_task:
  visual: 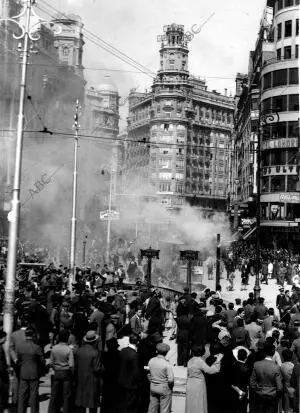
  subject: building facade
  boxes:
[233,0,299,246]
[0,1,86,237]
[122,23,234,215]
[83,81,119,219]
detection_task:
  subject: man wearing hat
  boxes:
[74,331,101,413]
[147,342,174,413]
[15,328,45,413]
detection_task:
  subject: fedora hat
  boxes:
[83,331,99,343]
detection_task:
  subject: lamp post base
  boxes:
[254,282,261,302]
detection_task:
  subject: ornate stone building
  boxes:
[122,24,234,214]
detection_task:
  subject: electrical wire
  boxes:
[36,2,155,79]
[40,0,156,77]
[0,61,237,80]
[19,128,254,154]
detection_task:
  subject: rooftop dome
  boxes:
[94,83,118,94]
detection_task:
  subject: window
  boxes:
[285,0,294,6]
[273,69,288,86]
[273,94,288,111]
[296,19,299,36]
[159,172,172,180]
[175,173,184,180]
[289,68,299,84]
[63,47,69,56]
[263,125,272,140]
[262,177,270,193]
[285,20,292,37]
[288,94,299,111]
[271,176,285,192]
[263,72,272,90]
[287,149,298,163]
[287,176,298,192]
[262,152,270,167]
[284,46,292,59]
[277,48,282,60]
[271,122,287,139]
[175,184,184,193]
[277,23,282,40]
[278,0,284,9]
[296,45,299,58]
[262,97,272,112]
[270,150,286,165]
[288,121,299,138]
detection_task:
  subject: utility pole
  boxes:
[254,113,262,301]
[82,235,87,267]
[69,100,80,290]
[106,163,113,264]
[180,250,199,293]
[2,0,32,343]
[140,247,160,289]
[215,234,221,290]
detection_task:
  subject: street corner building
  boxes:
[231,0,299,248]
[119,23,235,223]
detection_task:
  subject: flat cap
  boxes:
[156,342,170,355]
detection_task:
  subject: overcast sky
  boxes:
[50,0,266,126]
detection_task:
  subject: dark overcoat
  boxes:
[74,343,101,408]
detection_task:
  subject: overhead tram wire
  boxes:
[0,60,237,81]
[16,128,258,154]
[39,0,156,77]
[36,1,155,79]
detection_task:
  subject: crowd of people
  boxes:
[0,259,299,413]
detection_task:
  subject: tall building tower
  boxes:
[124,24,234,217]
[54,14,84,77]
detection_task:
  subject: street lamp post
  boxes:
[106,163,113,264]
[254,109,279,301]
[140,247,160,289]
[69,100,80,291]
[0,0,62,342]
[180,250,199,293]
[215,234,221,290]
[82,235,87,267]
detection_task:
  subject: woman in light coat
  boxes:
[185,345,222,413]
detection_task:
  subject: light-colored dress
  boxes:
[185,356,221,413]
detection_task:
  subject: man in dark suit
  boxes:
[118,333,142,413]
[250,343,283,413]
[15,328,45,413]
[190,306,208,347]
